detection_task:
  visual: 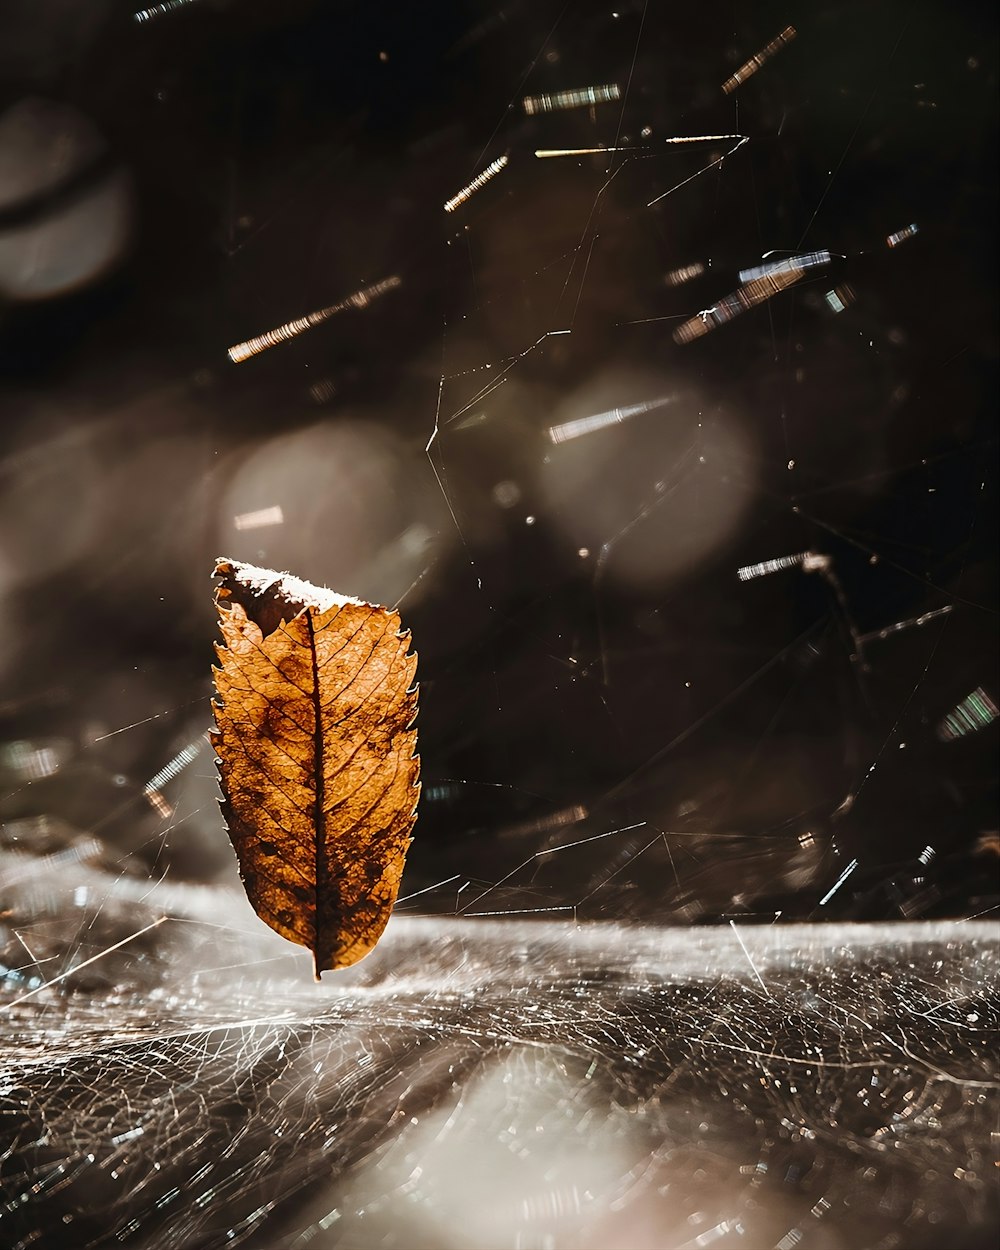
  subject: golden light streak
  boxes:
[227,275,401,364]
[536,134,744,159]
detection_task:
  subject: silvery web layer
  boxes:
[1,858,997,1250]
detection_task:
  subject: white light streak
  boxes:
[548,396,676,445]
[819,859,859,906]
[728,920,769,995]
[134,0,199,22]
[444,153,508,212]
[523,84,620,115]
[738,250,832,284]
[722,26,797,95]
[661,133,746,145]
[887,223,919,248]
[227,275,401,364]
[673,265,804,343]
[737,551,810,581]
[233,505,284,531]
[144,738,203,796]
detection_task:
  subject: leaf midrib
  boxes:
[304,608,327,979]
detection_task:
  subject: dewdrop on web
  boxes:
[226,275,401,363]
[548,396,676,445]
[444,154,509,212]
[522,84,620,115]
[673,266,804,344]
[722,26,797,95]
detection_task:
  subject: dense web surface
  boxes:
[0,2,997,1247]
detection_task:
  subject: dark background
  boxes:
[1,0,997,924]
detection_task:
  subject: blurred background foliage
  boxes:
[0,0,996,924]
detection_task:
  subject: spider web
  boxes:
[0,1,997,1247]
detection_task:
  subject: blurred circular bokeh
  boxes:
[0,97,131,302]
[540,369,757,591]
[215,418,451,608]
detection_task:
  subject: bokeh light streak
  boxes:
[133,0,200,22]
[227,275,401,363]
[722,26,797,95]
[738,250,832,284]
[666,262,705,286]
[938,687,998,742]
[547,396,676,445]
[523,84,620,115]
[535,145,632,159]
[673,266,804,343]
[886,223,919,248]
[497,805,589,840]
[443,154,509,212]
[536,134,744,159]
[0,740,60,780]
[825,284,855,313]
[819,858,859,906]
[144,738,203,797]
[737,551,810,581]
[233,505,284,531]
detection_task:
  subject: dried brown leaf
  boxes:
[210,558,419,978]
